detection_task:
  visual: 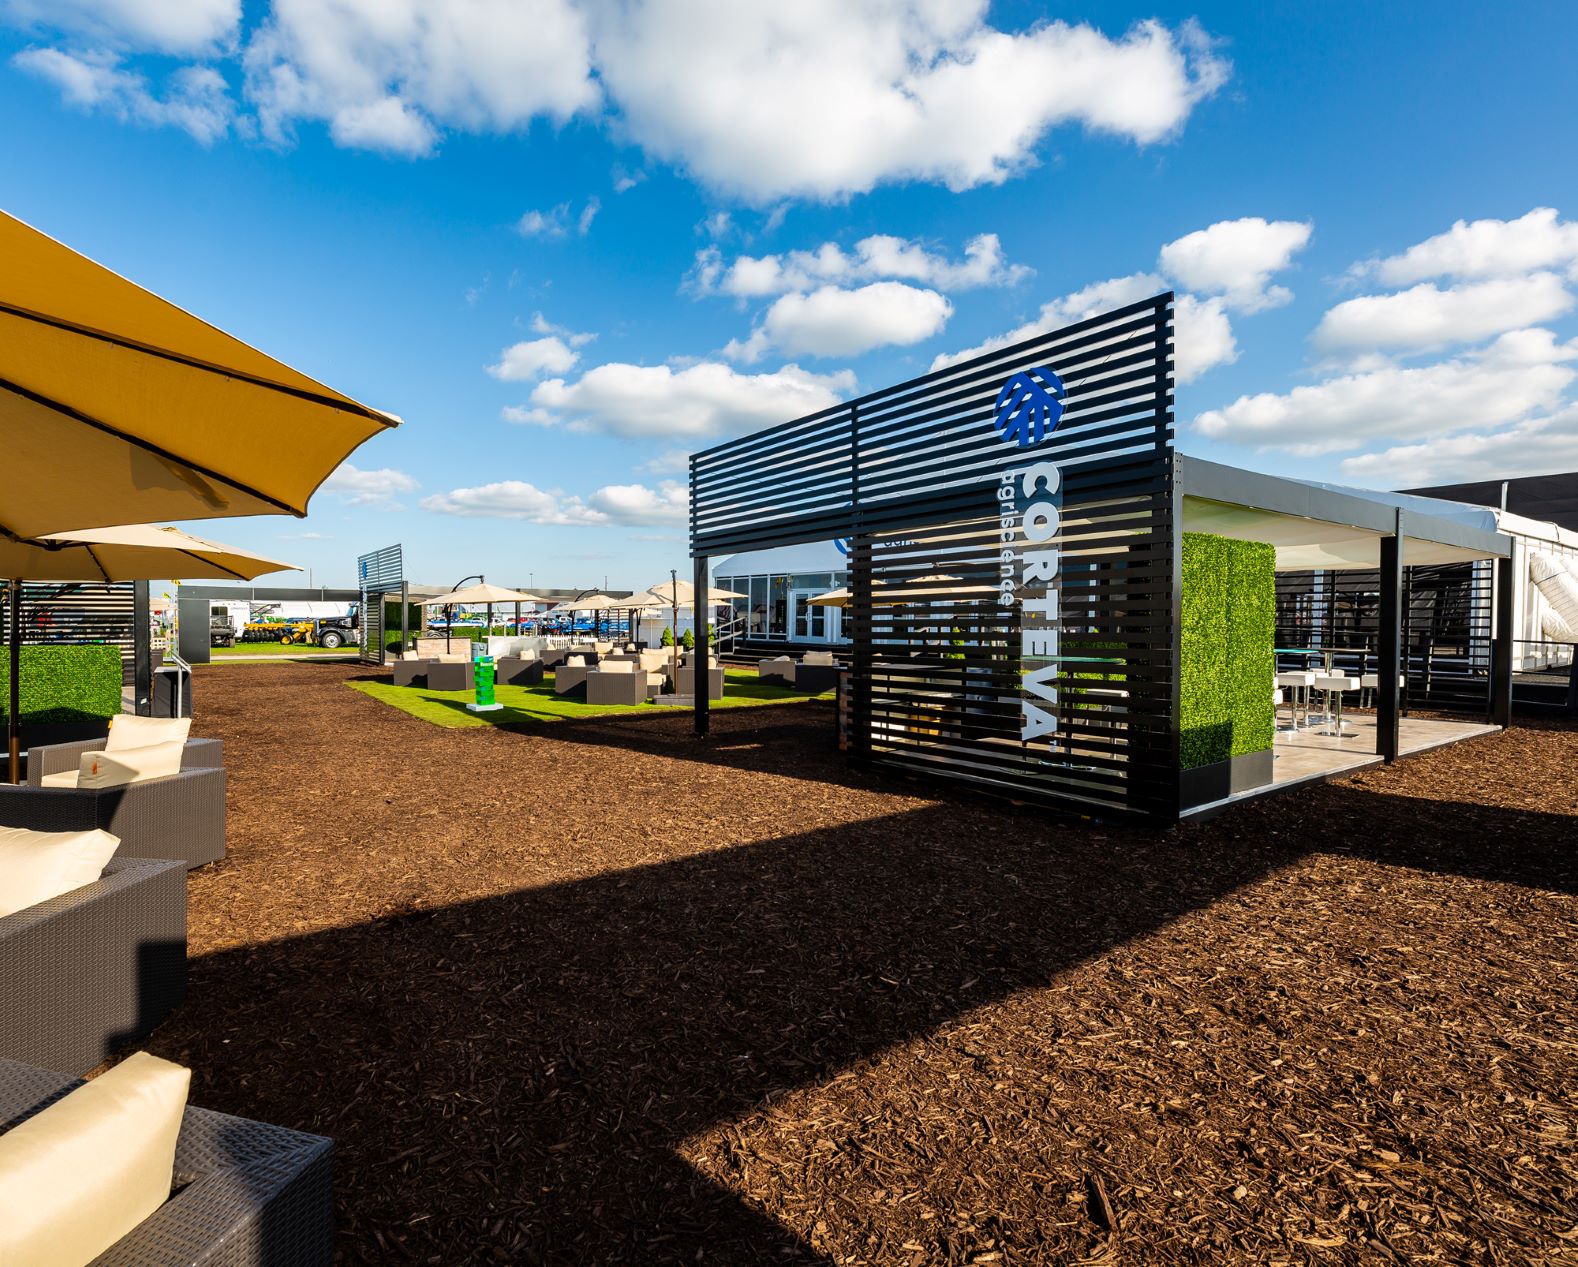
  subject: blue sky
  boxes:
[4,1,1578,589]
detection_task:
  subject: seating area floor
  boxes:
[1269,713,1503,787]
[134,662,1575,1264]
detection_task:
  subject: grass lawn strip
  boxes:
[348,667,831,726]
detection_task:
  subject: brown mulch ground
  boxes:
[134,661,1577,1265]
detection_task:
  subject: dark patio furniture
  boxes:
[793,663,843,693]
[757,658,794,687]
[424,661,474,692]
[26,737,223,786]
[0,768,226,870]
[392,660,429,687]
[586,670,646,706]
[0,1058,334,1267]
[554,664,591,698]
[0,858,185,1075]
[538,647,569,669]
[495,656,544,686]
[677,666,725,700]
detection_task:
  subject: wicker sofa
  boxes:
[26,736,223,785]
[0,768,226,870]
[0,1058,334,1266]
[0,858,186,1076]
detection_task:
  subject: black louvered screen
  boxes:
[2,582,139,684]
[692,296,1178,818]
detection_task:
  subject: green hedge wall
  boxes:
[1180,532,1275,770]
[0,645,123,722]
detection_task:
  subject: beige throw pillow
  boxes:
[0,1052,190,1267]
[104,715,190,753]
[601,660,635,674]
[76,740,186,790]
[0,825,120,918]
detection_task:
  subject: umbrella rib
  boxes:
[83,545,110,583]
[0,375,305,518]
[0,301,397,427]
[176,548,249,581]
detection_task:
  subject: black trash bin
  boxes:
[151,664,193,718]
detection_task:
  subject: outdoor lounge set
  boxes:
[757,650,842,693]
[0,716,332,1266]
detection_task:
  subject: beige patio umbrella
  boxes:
[553,592,628,641]
[421,583,544,651]
[632,576,749,690]
[0,208,400,542]
[3,523,297,782]
[809,575,988,607]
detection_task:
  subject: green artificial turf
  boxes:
[348,669,830,728]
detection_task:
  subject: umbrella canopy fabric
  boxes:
[0,524,298,584]
[640,579,748,605]
[552,592,625,612]
[419,583,543,606]
[808,576,989,608]
[0,209,400,540]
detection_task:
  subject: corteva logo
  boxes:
[992,366,1068,745]
[993,367,1066,448]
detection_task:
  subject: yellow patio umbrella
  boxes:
[3,523,298,782]
[0,208,400,541]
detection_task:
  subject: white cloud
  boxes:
[517,203,568,237]
[1338,403,1578,486]
[516,199,597,238]
[529,312,595,344]
[695,232,1028,298]
[421,478,688,525]
[592,7,1227,201]
[727,281,952,362]
[612,164,645,193]
[1194,329,1578,456]
[1157,216,1311,312]
[586,480,688,524]
[530,360,855,439]
[11,6,1225,200]
[501,405,556,426]
[243,0,598,156]
[13,48,232,143]
[1364,207,1578,285]
[487,336,581,380]
[1315,273,1575,354]
[320,462,420,506]
[932,275,1235,384]
[3,0,239,54]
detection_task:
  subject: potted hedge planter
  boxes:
[1,644,122,769]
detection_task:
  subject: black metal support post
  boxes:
[693,554,710,736]
[133,580,153,717]
[1490,555,1514,726]
[7,578,21,783]
[1376,521,1402,761]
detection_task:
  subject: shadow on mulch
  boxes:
[146,784,1577,1264]
[157,666,1576,1264]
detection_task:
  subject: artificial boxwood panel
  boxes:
[1180,533,1275,770]
[0,644,123,722]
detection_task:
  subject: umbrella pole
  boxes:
[7,578,20,784]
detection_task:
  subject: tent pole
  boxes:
[7,578,20,784]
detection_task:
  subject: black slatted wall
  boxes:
[1274,562,1493,714]
[1,582,139,684]
[692,296,1178,818]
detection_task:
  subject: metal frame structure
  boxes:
[689,299,1516,822]
[356,544,406,666]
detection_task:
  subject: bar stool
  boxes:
[1359,672,1405,708]
[1275,669,1317,730]
[1313,673,1361,738]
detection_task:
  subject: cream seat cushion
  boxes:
[0,1052,190,1267]
[104,715,190,752]
[75,739,186,790]
[599,659,636,674]
[0,825,121,918]
[565,654,586,667]
[802,651,836,666]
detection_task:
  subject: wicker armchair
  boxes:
[26,737,223,786]
[0,769,226,870]
[0,1058,334,1266]
[495,656,544,686]
[0,858,186,1076]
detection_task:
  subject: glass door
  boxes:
[791,589,829,641]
